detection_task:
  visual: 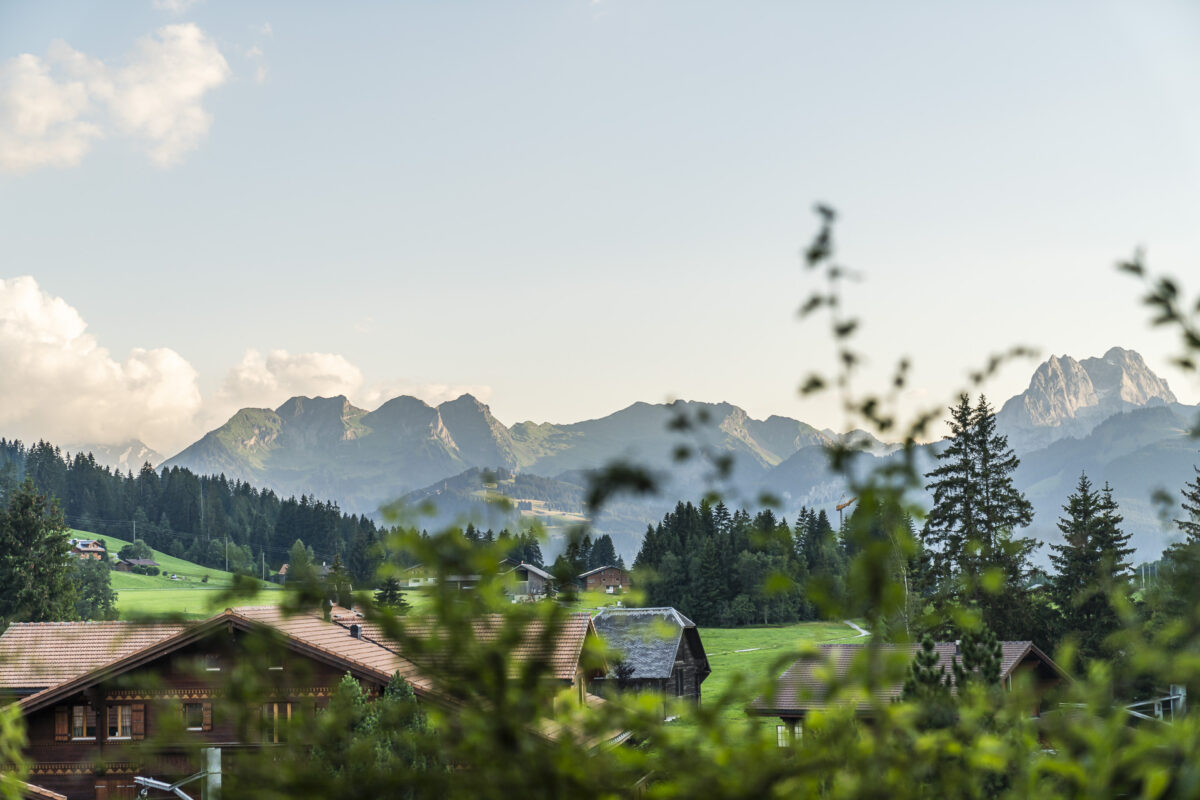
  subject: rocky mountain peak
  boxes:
[997,347,1176,451]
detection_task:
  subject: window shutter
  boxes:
[131,703,145,740]
[201,700,212,732]
[94,779,109,800]
[54,706,68,741]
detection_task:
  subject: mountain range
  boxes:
[159,347,1200,563]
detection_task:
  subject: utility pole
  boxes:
[200,482,205,542]
[224,536,228,572]
[261,550,265,581]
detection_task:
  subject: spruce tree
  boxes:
[374,576,410,613]
[922,394,1037,639]
[0,479,77,623]
[1049,475,1133,661]
[1176,467,1200,543]
[951,625,1002,689]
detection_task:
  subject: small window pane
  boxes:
[183,703,204,730]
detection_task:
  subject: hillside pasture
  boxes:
[74,530,285,620]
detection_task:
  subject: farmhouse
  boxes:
[0,606,613,799]
[590,607,710,712]
[751,641,1068,744]
[504,562,555,600]
[579,565,630,594]
[68,540,105,561]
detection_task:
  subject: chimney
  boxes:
[349,624,362,640]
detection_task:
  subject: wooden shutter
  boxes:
[54,706,68,741]
[201,700,212,732]
[94,779,109,800]
[131,703,145,740]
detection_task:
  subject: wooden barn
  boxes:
[590,607,710,713]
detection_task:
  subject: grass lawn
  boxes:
[698,621,869,727]
[75,529,285,620]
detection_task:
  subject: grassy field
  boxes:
[76,530,285,620]
[698,621,869,726]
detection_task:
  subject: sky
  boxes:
[1,1,1199,456]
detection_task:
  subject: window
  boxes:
[108,704,133,739]
[183,703,204,731]
[675,670,684,696]
[203,654,221,672]
[777,724,790,747]
[71,705,96,739]
[262,702,291,744]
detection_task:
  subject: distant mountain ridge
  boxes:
[163,395,877,515]
[67,440,163,473]
[161,347,1200,562]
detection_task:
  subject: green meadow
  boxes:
[74,530,285,620]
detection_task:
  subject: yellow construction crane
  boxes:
[836,496,857,529]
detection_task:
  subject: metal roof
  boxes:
[591,607,696,680]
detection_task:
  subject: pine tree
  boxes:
[901,635,955,730]
[374,577,410,614]
[0,479,77,623]
[1049,475,1133,661]
[1177,467,1200,543]
[951,625,1002,689]
[923,395,1037,639]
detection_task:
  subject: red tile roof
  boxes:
[0,620,186,692]
[346,612,595,683]
[751,641,1064,716]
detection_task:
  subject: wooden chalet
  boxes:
[504,562,555,600]
[751,641,1068,744]
[0,606,616,799]
[67,541,105,561]
[578,565,630,594]
[590,607,710,714]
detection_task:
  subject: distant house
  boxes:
[579,565,630,594]
[401,564,479,590]
[504,562,555,601]
[751,641,1068,744]
[68,539,105,560]
[590,607,710,712]
[275,562,334,583]
[113,558,159,573]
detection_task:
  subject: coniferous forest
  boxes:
[0,439,385,583]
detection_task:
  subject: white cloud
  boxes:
[245,45,268,85]
[0,277,202,452]
[0,52,102,172]
[217,349,492,414]
[0,24,230,173]
[0,278,491,454]
[218,350,365,412]
[106,24,232,165]
[152,0,202,13]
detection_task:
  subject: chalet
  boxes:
[751,641,1068,744]
[579,565,630,594]
[590,607,710,713]
[68,540,105,561]
[504,562,555,600]
[401,564,479,590]
[0,607,613,799]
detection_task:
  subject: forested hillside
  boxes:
[0,439,386,583]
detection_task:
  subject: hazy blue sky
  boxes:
[1,1,1199,454]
